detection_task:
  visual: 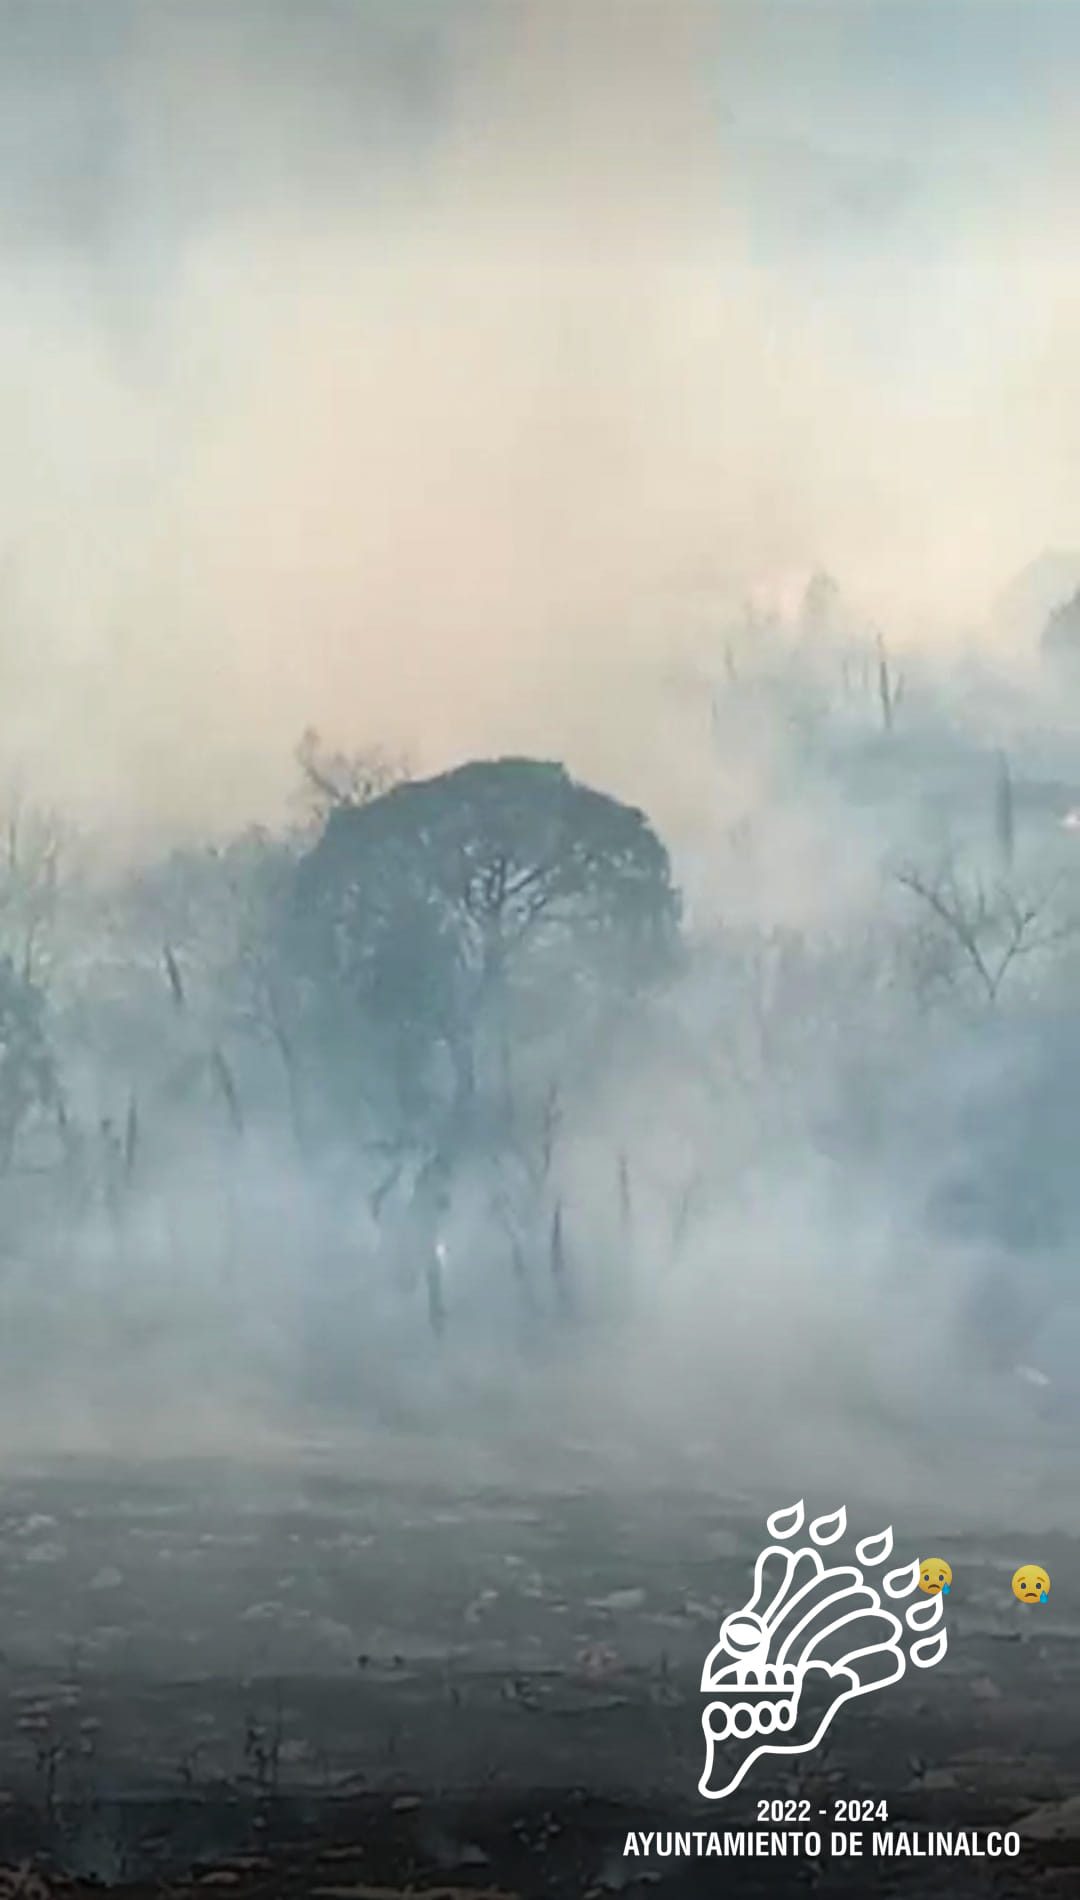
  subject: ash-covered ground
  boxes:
[0,1443,1077,1899]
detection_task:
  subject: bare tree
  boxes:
[0,953,60,1172]
[994,751,1015,871]
[896,858,1073,1005]
[875,630,904,733]
[0,789,70,983]
[294,728,408,826]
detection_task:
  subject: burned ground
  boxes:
[0,1453,1075,1898]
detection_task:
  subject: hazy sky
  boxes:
[1,1,1078,839]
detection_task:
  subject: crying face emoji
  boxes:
[1011,1565,1050,1605]
[918,1558,952,1597]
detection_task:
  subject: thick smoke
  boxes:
[0,3,1079,1532]
[0,1,1077,835]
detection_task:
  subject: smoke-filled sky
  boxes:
[2,0,1079,839]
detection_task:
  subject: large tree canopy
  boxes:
[284,758,680,1140]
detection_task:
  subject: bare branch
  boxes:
[295,728,408,819]
[896,860,1075,1004]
